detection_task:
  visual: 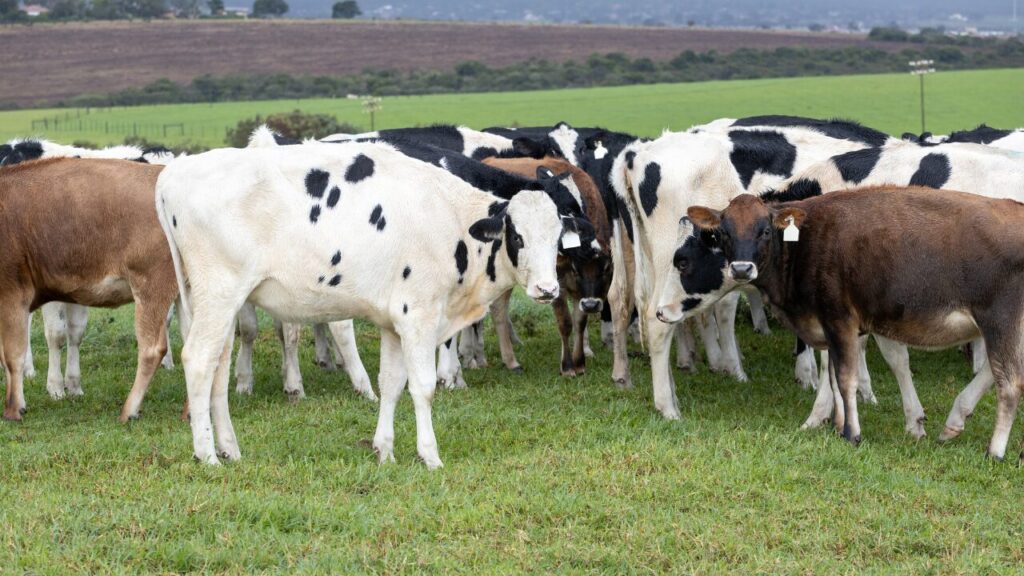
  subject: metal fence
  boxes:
[28,110,224,140]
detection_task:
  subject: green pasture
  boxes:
[0,297,1019,573]
[1,67,1022,147]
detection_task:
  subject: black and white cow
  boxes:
[615,118,896,419]
[759,140,1024,438]
[321,124,529,160]
[904,124,1024,152]
[158,142,583,466]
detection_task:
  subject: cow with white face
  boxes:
[158,142,573,466]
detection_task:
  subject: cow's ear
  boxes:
[773,207,807,229]
[687,206,722,230]
[513,137,547,159]
[469,216,505,241]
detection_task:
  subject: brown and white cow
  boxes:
[0,158,178,422]
[687,188,1024,460]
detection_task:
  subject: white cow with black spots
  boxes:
[158,142,569,466]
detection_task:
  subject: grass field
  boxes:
[2,70,1024,572]
[0,296,1019,573]
[1,67,1022,148]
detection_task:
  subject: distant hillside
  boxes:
[0,20,918,107]
[284,0,1019,32]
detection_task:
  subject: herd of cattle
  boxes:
[1,116,1023,467]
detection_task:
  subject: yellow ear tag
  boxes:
[593,141,608,160]
[783,216,800,242]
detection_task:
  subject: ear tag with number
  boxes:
[593,141,608,160]
[562,231,581,249]
[783,216,800,242]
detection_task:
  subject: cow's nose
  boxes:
[532,281,559,302]
[579,298,603,313]
[730,262,757,282]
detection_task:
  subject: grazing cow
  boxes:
[482,156,611,376]
[763,140,1024,437]
[321,124,527,160]
[0,158,178,421]
[687,189,1024,460]
[611,120,890,418]
[157,143,581,466]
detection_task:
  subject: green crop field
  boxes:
[1,67,1023,147]
[2,69,1024,573]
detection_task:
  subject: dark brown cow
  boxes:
[0,158,178,422]
[687,188,1024,460]
[483,156,612,376]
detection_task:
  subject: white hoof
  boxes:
[47,377,65,400]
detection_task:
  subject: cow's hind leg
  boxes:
[857,335,878,405]
[234,302,258,394]
[1,301,31,420]
[63,303,88,397]
[23,312,35,380]
[939,360,995,442]
[41,302,67,400]
[401,334,443,469]
[326,320,375,400]
[874,336,925,439]
[830,330,863,445]
[313,323,337,371]
[674,318,698,373]
[211,330,240,461]
[277,321,305,401]
[119,293,172,422]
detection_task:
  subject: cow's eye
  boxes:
[675,256,690,272]
[762,227,771,238]
[513,233,525,249]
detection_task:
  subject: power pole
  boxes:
[909,60,935,134]
[362,96,382,131]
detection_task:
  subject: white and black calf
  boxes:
[158,142,575,466]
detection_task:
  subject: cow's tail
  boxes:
[155,179,192,340]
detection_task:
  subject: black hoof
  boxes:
[510,366,524,375]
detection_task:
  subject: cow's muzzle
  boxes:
[528,281,560,303]
[579,298,603,313]
[729,261,757,283]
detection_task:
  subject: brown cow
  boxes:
[0,158,177,422]
[687,188,1024,460]
[483,156,612,376]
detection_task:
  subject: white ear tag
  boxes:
[593,142,608,160]
[562,231,581,249]
[783,216,800,242]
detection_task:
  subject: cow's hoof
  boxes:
[613,377,633,390]
[286,390,304,404]
[510,366,524,375]
[937,426,962,443]
[119,412,140,423]
[2,412,22,422]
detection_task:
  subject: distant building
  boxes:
[224,6,250,17]
[21,4,49,16]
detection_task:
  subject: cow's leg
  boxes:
[712,293,747,381]
[971,338,987,374]
[794,339,817,390]
[183,304,240,465]
[210,330,240,461]
[1,301,31,420]
[697,311,723,371]
[743,285,771,335]
[939,361,995,442]
[571,303,589,375]
[582,318,595,359]
[608,232,634,389]
[277,322,304,401]
[41,302,67,400]
[870,336,924,438]
[436,336,466,390]
[988,359,1022,461]
[63,303,88,397]
[161,303,175,370]
[458,325,477,369]
[830,332,862,445]
[119,294,171,422]
[234,302,258,394]
[674,318,697,372]
[23,312,35,380]
[801,349,835,430]
[490,291,520,372]
[471,321,487,367]
[647,316,680,419]
[553,294,576,377]
[856,335,878,405]
[401,335,443,469]
[373,327,407,464]
[326,320,375,400]
[313,323,337,371]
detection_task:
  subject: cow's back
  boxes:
[0,158,167,308]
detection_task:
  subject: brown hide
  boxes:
[714,186,1024,456]
[0,158,177,421]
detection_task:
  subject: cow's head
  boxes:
[469,190,576,303]
[654,216,735,323]
[687,194,806,284]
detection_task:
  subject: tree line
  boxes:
[41,40,1024,109]
[0,0,359,20]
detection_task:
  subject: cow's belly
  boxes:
[248,278,387,327]
[868,310,980,350]
[61,275,134,308]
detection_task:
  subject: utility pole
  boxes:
[362,96,382,131]
[909,60,935,134]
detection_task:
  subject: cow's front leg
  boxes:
[327,320,375,400]
[874,336,925,439]
[313,322,337,371]
[801,349,834,430]
[277,321,305,401]
[490,291,521,372]
[1,301,31,420]
[712,292,747,381]
[211,331,240,461]
[234,302,258,394]
[856,335,877,405]
[940,361,994,442]
[41,302,67,400]
[647,315,680,420]
[373,328,407,464]
[402,337,443,469]
[63,303,88,397]
[552,294,576,377]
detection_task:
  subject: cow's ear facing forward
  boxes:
[470,215,506,241]
[513,137,547,159]
[773,207,807,229]
[687,206,722,230]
